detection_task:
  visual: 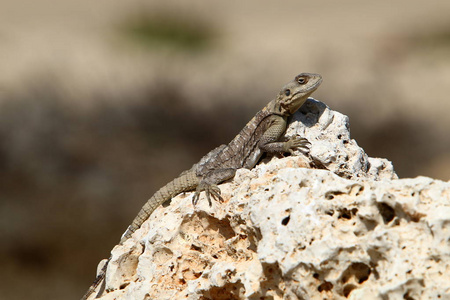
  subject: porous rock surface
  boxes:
[92,99,450,300]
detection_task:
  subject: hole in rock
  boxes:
[343,284,357,297]
[351,184,364,196]
[339,209,352,219]
[318,281,333,292]
[403,292,416,300]
[281,215,290,226]
[325,190,345,200]
[190,244,202,251]
[326,209,334,216]
[341,262,371,284]
[338,207,358,220]
[377,202,395,223]
[119,282,130,290]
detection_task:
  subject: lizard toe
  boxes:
[192,183,223,206]
[192,191,201,206]
[208,185,223,203]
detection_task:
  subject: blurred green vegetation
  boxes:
[412,28,450,49]
[120,15,216,52]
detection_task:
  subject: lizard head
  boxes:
[275,73,322,116]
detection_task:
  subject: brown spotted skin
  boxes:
[82,73,322,299]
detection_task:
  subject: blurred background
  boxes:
[0,1,449,299]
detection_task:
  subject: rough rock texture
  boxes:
[91,99,450,300]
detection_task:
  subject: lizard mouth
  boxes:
[284,78,322,114]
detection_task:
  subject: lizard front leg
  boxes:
[259,115,310,154]
[192,168,236,206]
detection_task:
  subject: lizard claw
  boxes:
[192,183,223,207]
[192,191,201,207]
[286,136,311,154]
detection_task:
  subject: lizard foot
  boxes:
[286,137,311,154]
[192,183,223,207]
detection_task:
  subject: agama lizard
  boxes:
[81,73,322,299]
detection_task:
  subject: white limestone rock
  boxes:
[90,100,449,300]
[287,98,397,181]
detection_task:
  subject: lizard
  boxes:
[81,72,322,299]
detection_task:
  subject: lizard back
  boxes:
[196,105,280,176]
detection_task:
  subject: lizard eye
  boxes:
[284,89,291,96]
[297,77,307,84]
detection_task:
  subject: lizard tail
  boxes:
[120,169,199,243]
[82,170,198,299]
[81,257,110,300]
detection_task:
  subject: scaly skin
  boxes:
[82,73,322,299]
